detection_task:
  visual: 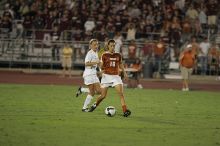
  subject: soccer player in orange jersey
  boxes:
[88,39,131,117]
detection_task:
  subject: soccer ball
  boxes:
[105,106,116,117]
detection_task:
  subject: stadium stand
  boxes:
[0,0,220,77]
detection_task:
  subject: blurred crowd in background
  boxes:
[0,0,220,76]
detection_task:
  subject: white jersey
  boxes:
[83,49,99,77]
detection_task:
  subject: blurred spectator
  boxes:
[0,15,12,53]
[114,15,123,32]
[126,23,136,41]
[208,42,219,74]
[33,12,45,29]
[179,44,195,91]
[127,58,143,89]
[198,37,211,75]
[198,7,207,34]
[60,11,71,40]
[194,18,202,37]
[127,5,141,18]
[121,10,129,26]
[181,17,192,43]
[84,17,95,32]
[105,16,115,39]
[12,0,22,20]
[51,10,60,28]
[154,11,163,32]
[137,19,146,39]
[42,33,51,47]
[45,11,55,30]
[15,20,23,39]
[169,16,181,57]
[51,26,60,61]
[72,28,83,41]
[95,14,105,31]
[206,0,218,33]
[174,0,185,11]
[146,10,154,26]
[0,15,12,34]
[141,40,153,59]
[161,19,171,35]
[144,19,154,40]
[96,27,108,42]
[186,5,198,33]
[84,30,93,41]
[113,32,123,53]
[3,3,14,19]
[71,11,83,30]
[19,1,30,16]
[62,43,73,77]
[22,15,33,38]
[0,0,220,50]
[60,10,71,32]
[128,40,137,59]
[190,36,200,74]
[191,36,200,57]
[153,38,166,72]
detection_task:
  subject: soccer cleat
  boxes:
[75,86,82,97]
[123,109,131,117]
[88,103,97,112]
[82,108,89,112]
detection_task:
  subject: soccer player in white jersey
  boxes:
[81,39,101,112]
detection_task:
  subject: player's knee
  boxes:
[95,89,101,95]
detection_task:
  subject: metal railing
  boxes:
[1,30,219,76]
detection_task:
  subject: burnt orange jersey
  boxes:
[154,42,165,56]
[101,52,122,75]
[180,50,195,68]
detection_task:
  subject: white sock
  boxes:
[82,94,93,109]
[81,87,89,93]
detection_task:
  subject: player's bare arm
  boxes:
[120,63,128,80]
[85,60,100,67]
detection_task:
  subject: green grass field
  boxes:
[0,84,220,146]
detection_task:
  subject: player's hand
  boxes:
[95,60,100,65]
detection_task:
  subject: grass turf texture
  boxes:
[0,84,220,146]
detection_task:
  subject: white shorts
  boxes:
[101,73,123,88]
[83,74,100,85]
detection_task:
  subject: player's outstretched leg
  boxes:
[75,86,82,97]
[88,96,105,112]
[114,85,131,117]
